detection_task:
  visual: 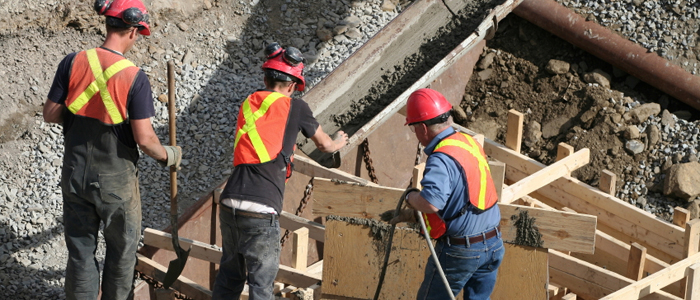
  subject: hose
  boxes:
[373,188,455,300]
[417,210,456,300]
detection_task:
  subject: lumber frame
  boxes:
[279,211,326,242]
[626,243,647,281]
[135,254,212,300]
[293,228,309,272]
[499,148,590,204]
[312,178,597,254]
[599,170,617,196]
[673,207,689,229]
[600,252,700,299]
[294,155,375,186]
[505,109,524,153]
[549,250,680,300]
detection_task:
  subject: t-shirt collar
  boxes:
[424,126,456,155]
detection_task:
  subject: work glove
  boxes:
[380,208,417,225]
[160,146,182,168]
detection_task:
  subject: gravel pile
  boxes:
[0,0,401,298]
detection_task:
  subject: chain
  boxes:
[280,177,315,247]
[361,138,379,184]
[135,270,194,300]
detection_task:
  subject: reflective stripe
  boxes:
[67,48,135,124]
[434,133,491,210]
[233,92,286,163]
[423,213,432,233]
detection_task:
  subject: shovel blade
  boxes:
[162,247,191,289]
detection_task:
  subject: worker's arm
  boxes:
[309,125,348,153]
[131,118,168,162]
[406,192,439,214]
[43,99,64,123]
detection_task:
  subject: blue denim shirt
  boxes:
[420,127,501,237]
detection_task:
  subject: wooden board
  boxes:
[135,254,212,300]
[312,178,597,254]
[322,219,429,299]
[491,244,549,299]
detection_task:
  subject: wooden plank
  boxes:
[322,219,429,299]
[673,207,689,229]
[293,228,309,272]
[556,143,575,162]
[505,109,524,153]
[561,293,577,300]
[453,123,687,261]
[313,178,597,254]
[307,260,323,278]
[601,252,700,299]
[279,212,326,242]
[499,148,590,204]
[143,228,222,264]
[412,163,425,189]
[686,263,700,300]
[294,155,375,186]
[682,219,700,297]
[627,243,647,281]
[491,244,549,299]
[599,170,617,196]
[490,160,506,202]
[549,250,680,300]
[135,254,212,300]
[277,265,322,288]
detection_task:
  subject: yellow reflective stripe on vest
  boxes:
[67,48,135,124]
[422,213,433,233]
[233,92,286,163]
[434,133,491,209]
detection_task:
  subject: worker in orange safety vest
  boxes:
[212,42,349,299]
[43,1,181,299]
[389,88,504,299]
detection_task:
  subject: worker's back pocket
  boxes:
[98,167,136,204]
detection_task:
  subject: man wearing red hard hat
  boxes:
[391,88,504,299]
[43,1,180,299]
[212,42,348,299]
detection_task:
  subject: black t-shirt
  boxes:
[220,90,320,213]
[47,49,155,148]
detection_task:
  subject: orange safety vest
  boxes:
[233,90,293,167]
[64,48,140,125]
[421,132,498,239]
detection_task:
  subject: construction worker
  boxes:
[43,1,181,299]
[212,43,348,299]
[391,88,504,299]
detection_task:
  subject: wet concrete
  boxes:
[510,210,544,248]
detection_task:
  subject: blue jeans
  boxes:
[417,230,505,300]
[212,207,280,300]
[62,166,141,300]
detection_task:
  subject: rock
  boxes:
[664,162,700,200]
[674,110,692,120]
[646,124,660,146]
[629,103,661,124]
[177,22,189,31]
[333,25,348,35]
[477,52,496,70]
[673,153,684,164]
[523,121,542,148]
[583,69,611,88]
[316,28,332,42]
[662,158,673,172]
[203,0,212,9]
[689,199,700,220]
[381,0,396,11]
[344,28,363,40]
[690,154,699,163]
[624,125,640,139]
[660,109,675,127]
[182,50,194,65]
[451,105,468,124]
[625,75,640,88]
[334,34,348,43]
[477,69,493,81]
[342,15,362,28]
[579,109,597,126]
[158,94,168,103]
[290,37,305,49]
[542,116,574,138]
[625,140,645,155]
[545,59,570,75]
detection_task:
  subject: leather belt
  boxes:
[220,204,277,220]
[446,226,500,245]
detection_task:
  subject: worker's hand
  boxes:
[160,146,182,168]
[333,130,349,151]
[380,209,417,225]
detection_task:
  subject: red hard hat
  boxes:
[262,47,306,92]
[405,88,452,125]
[96,0,151,36]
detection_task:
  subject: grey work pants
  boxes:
[62,166,142,300]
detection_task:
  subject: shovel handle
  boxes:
[167,61,179,240]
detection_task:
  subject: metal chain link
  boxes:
[135,270,194,300]
[280,177,315,247]
[361,138,379,184]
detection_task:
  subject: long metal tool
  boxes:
[162,60,191,289]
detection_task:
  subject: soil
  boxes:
[459,14,699,197]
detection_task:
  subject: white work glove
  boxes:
[160,146,182,168]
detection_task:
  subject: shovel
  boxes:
[162,60,191,289]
